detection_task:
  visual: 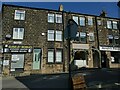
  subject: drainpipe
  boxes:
[62,10,65,72]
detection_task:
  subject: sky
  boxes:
[0,2,119,18]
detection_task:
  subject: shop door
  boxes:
[101,51,107,68]
[33,49,41,70]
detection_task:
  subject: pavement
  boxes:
[2,76,28,89]
[2,73,69,89]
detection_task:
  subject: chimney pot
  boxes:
[59,4,63,11]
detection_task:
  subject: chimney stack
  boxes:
[100,10,107,17]
[59,4,63,11]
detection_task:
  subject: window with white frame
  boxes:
[48,30,54,41]
[80,17,85,26]
[80,32,87,43]
[113,21,118,29]
[88,17,93,25]
[14,10,25,20]
[107,21,112,29]
[114,36,119,45]
[56,31,62,41]
[48,49,54,63]
[97,20,102,25]
[108,35,113,44]
[56,14,62,23]
[73,16,78,25]
[89,32,94,41]
[56,50,62,62]
[13,28,24,39]
[48,13,54,23]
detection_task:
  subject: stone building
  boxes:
[97,11,120,68]
[1,4,120,76]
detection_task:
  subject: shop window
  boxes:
[107,21,112,29]
[48,49,54,63]
[113,21,118,29]
[11,54,24,71]
[79,17,85,26]
[88,17,93,25]
[14,10,25,20]
[56,14,62,23]
[48,13,54,23]
[55,31,62,41]
[56,50,62,62]
[111,52,120,63]
[13,28,24,39]
[80,32,87,43]
[73,16,78,25]
[47,30,54,41]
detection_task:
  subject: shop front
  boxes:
[99,46,120,68]
[3,45,33,74]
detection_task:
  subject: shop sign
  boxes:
[4,45,33,53]
[72,44,89,49]
[99,46,120,51]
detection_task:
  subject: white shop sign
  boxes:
[99,46,120,51]
[72,44,89,49]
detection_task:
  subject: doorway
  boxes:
[33,48,42,70]
[101,51,107,68]
[73,50,87,68]
[93,50,100,68]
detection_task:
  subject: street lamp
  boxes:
[64,19,78,89]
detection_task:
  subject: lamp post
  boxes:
[64,19,78,89]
